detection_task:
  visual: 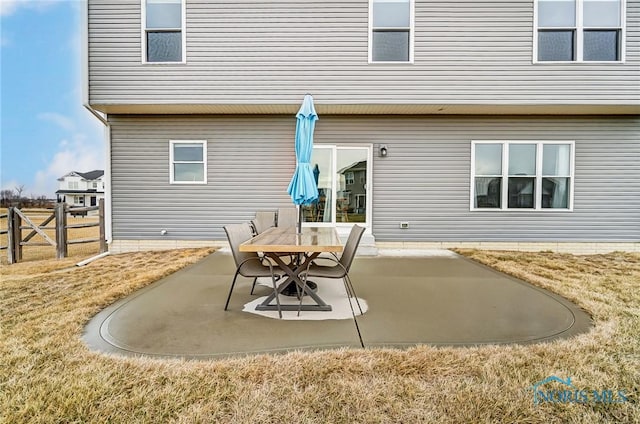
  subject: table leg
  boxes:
[255,252,332,312]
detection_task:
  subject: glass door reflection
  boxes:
[336,148,368,223]
[303,145,369,226]
[303,146,332,223]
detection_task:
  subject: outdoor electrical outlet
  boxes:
[160,229,168,236]
[400,222,409,229]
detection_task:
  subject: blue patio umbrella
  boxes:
[287,94,319,233]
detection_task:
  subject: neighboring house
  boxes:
[84,0,639,254]
[338,160,368,219]
[56,170,105,210]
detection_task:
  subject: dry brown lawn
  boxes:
[0,248,638,423]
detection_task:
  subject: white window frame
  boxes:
[141,0,187,64]
[169,140,207,184]
[470,140,575,211]
[309,144,373,229]
[533,0,626,63]
[368,0,415,64]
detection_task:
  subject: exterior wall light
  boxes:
[379,145,388,157]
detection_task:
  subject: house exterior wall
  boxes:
[61,175,105,191]
[109,114,639,243]
[87,0,640,112]
[57,175,106,207]
[61,194,105,207]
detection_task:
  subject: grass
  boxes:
[1,248,638,423]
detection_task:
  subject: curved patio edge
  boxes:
[82,251,592,359]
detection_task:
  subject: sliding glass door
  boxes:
[302,145,371,227]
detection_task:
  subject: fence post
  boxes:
[13,208,22,263]
[6,207,13,264]
[55,202,67,259]
[98,198,107,253]
[7,207,20,264]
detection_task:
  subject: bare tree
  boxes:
[1,186,52,208]
[1,189,15,207]
[33,195,53,208]
[13,185,25,207]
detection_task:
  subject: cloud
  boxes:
[0,0,20,16]
[28,106,105,197]
[31,134,103,197]
[38,112,77,132]
[0,0,64,17]
[0,179,22,192]
[2,1,105,198]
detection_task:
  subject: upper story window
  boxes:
[345,172,355,185]
[536,0,624,62]
[471,141,574,211]
[142,0,185,63]
[369,0,414,63]
[68,181,79,190]
[170,140,207,184]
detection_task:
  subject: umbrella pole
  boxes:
[297,205,302,234]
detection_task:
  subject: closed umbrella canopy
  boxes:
[287,94,319,232]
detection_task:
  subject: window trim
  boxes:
[470,140,575,212]
[307,144,373,228]
[141,0,187,64]
[169,140,207,184]
[368,0,415,64]
[533,0,626,63]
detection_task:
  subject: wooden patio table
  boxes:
[240,226,343,312]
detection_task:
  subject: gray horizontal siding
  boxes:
[110,116,297,240]
[332,116,640,241]
[88,0,640,108]
[109,115,640,242]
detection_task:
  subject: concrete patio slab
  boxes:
[350,257,590,347]
[83,251,592,359]
[84,253,362,358]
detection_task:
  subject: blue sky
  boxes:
[1,0,103,198]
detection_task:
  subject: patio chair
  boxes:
[297,224,366,316]
[251,210,276,235]
[276,207,298,228]
[223,223,282,319]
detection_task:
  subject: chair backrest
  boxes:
[339,224,366,272]
[224,223,258,268]
[252,211,276,234]
[276,207,298,228]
